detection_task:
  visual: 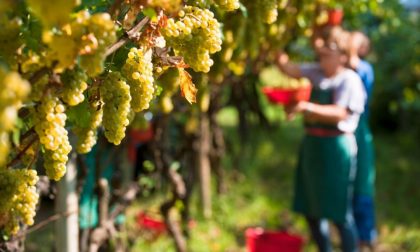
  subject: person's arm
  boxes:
[275,52,302,79]
[285,101,348,124]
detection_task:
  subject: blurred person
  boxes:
[276,26,366,252]
[349,31,377,250]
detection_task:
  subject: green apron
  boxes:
[79,146,125,229]
[354,113,375,196]
[293,88,357,223]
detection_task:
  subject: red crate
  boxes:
[246,228,304,252]
[262,86,311,105]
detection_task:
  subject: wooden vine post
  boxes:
[55,151,79,252]
[198,113,212,218]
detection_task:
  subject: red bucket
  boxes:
[328,9,344,26]
[246,228,304,252]
[262,86,311,105]
[136,212,166,234]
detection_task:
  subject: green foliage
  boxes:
[66,100,92,128]
[342,0,420,133]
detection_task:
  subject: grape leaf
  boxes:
[66,101,91,128]
[178,68,197,104]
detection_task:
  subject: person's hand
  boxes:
[284,101,309,121]
[276,51,289,68]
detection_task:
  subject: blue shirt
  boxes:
[356,60,374,115]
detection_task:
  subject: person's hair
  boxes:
[351,31,370,58]
[312,25,351,57]
[324,26,351,56]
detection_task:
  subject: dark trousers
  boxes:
[306,212,359,252]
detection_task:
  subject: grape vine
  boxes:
[0,0,386,240]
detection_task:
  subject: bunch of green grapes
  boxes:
[74,100,103,154]
[100,72,131,145]
[19,50,45,74]
[79,12,117,77]
[260,0,278,24]
[0,168,39,235]
[148,0,183,13]
[44,32,79,72]
[186,0,211,8]
[0,16,22,67]
[188,0,240,10]
[45,10,117,74]
[34,94,68,151]
[33,94,71,180]
[60,67,88,106]
[0,68,31,166]
[213,0,240,11]
[122,47,155,112]
[163,6,222,73]
[43,139,72,181]
[26,0,79,28]
[43,11,87,71]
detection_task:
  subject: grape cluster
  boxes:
[100,72,131,145]
[74,100,103,154]
[260,0,278,24]
[45,10,117,74]
[148,0,183,13]
[0,68,31,166]
[163,6,222,72]
[187,0,240,10]
[20,51,45,74]
[26,0,78,28]
[45,32,79,71]
[122,47,155,112]
[43,140,71,181]
[60,67,88,106]
[0,168,39,235]
[186,0,211,8]
[79,12,117,77]
[213,0,240,11]
[33,94,71,180]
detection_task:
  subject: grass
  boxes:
[128,104,420,252]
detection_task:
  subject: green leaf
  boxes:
[12,128,20,146]
[239,3,248,18]
[142,8,157,20]
[143,160,155,172]
[66,101,91,128]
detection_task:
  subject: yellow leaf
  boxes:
[178,68,197,104]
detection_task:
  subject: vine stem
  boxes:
[105,17,151,57]
[10,210,78,241]
[7,133,38,168]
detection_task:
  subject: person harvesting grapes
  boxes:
[276,27,366,252]
[349,31,377,250]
